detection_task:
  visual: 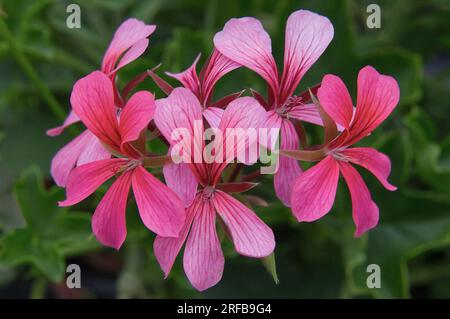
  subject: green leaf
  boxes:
[404,108,450,194]
[0,229,64,282]
[0,167,99,282]
[348,190,450,298]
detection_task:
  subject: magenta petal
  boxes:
[317,74,354,129]
[59,158,127,207]
[163,161,198,207]
[70,71,121,148]
[119,90,155,145]
[261,111,283,150]
[288,103,323,126]
[183,198,224,291]
[201,49,240,104]
[203,107,224,128]
[291,155,340,222]
[274,120,302,207]
[349,66,400,144]
[154,88,207,180]
[51,130,91,187]
[214,17,279,96]
[101,18,156,74]
[46,111,80,136]
[153,197,197,278]
[210,97,267,182]
[339,162,379,237]
[341,147,397,191]
[154,87,204,153]
[77,133,111,165]
[166,54,202,98]
[131,166,185,237]
[213,190,275,258]
[92,171,132,249]
[280,10,334,101]
[114,38,149,73]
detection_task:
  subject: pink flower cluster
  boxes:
[49,10,400,291]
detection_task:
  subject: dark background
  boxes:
[0,0,449,298]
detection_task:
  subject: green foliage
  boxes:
[0,167,99,282]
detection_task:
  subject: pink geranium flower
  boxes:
[213,10,334,207]
[59,71,185,249]
[165,49,241,127]
[289,66,400,236]
[48,19,155,187]
[153,88,275,291]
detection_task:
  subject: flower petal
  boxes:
[317,74,353,129]
[163,161,198,207]
[154,88,207,180]
[214,17,279,96]
[153,197,197,278]
[46,111,80,136]
[92,171,132,249]
[51,130,92,187]
[339,162,379,237]
[291,155,339,222]
[154,88,203,142]
[59,158,127,206]
[203,106,224,128]
[201,49,240,104]
[132,166,185,237]
[348,65,400,144]
[113,38,149,73]
[260,110,283,150]
[77,132,111,165]
[166,54,202,98]
[101,19,156,74]
[340,147,397,191]
[213,190,275,258]
[288,103,323,126]
[183,198,224,291]
[275,120,302,207]
[70,71,121,149]
[119,90,155,145]
[280,10,334,102]
[211,96,267,183]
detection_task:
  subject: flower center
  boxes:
[123,159,142,172]
[329,148,349,162]
[201,186,215,201]
[277,95,303,118]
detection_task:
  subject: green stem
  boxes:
[0,17,72,128]
[30,276,47,299]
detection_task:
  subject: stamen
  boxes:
[330,148,349,162]
[277,95,304,117]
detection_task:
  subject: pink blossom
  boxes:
[289,66,400,236]
[48,19,155,187]
[154,50,247,207]
[150,49,241,128]
[59,71,185,249]
[153,88,275,291]
[214,10,334,206]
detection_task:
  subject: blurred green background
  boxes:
[0,0,449,298]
